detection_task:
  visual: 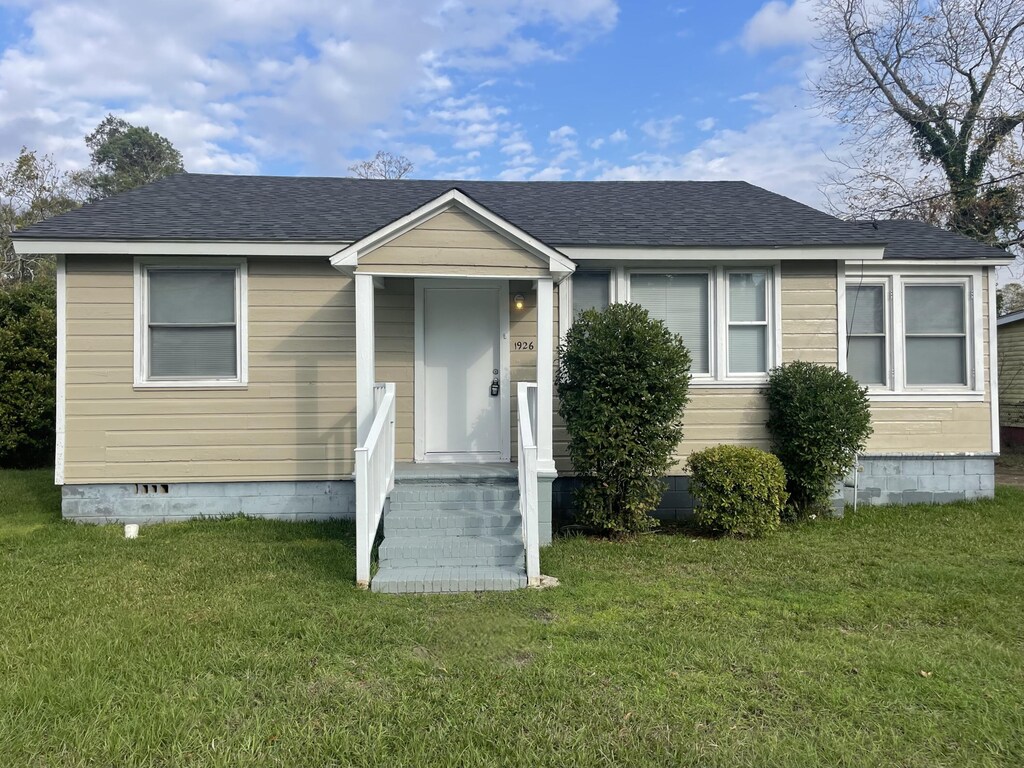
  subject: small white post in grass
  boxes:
[124,524,139,539]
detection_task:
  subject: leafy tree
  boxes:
[348,150,414,179]
[557,303,691,535]
[0,148,85,285]
[816,0,1024,254]
[997,282,1024,315]
[83,114,184,199]
[0,278,56,468]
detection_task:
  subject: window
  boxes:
[630,273,710,374]
[904,284,967,386]
[846,284,887,385]
[843,273,978,395]
[727,271,768,374]
[627,267,776,381]
[136,260,247,387]
[572,271,610,316]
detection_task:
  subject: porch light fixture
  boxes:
[513,293,525,311]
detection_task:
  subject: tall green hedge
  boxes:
[0,279,56,468]
[765,361,872,517]
[556,303,691,534]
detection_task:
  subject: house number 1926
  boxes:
[514,341,535,351]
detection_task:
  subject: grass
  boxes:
[1,469,1023,767]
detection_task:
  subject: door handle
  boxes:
[490,377,500,396]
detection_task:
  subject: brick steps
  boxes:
[372,473,527,594]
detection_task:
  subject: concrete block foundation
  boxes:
[553,453,997,528]
[61,480,356,524]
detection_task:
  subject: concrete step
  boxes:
[390,483,520,506]
[371,564,528,594]
[389,498,520,513]
[379,534,525,568]
[384,513,522,536]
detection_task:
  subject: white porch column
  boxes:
[355,273,376,446]
[536,276,555,473]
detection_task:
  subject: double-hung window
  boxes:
[571,271,611,317]
[627,267,775,381]
[845,274,976,393]
[727,271,769,374]
[845,284,888,386]
[135,260,248,387]
[904,284,968,386]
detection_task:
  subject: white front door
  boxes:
[416,281,509,462]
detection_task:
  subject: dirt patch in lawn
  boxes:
[995,449,1024,488]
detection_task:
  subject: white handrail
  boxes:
[517,381,541,585]
[355,382,396,588]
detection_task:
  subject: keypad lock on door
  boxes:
[490,372,500,396]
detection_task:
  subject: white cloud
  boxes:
[608,128,628,142]
[740,0,817,52]
[598,89,849,208]
[696,117,716,131]
[589,137,605,149]
[0,0,619,174]
[640,115,682,145]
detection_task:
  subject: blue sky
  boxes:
[0,1,842,206]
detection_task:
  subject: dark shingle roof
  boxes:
[852,219,1010,260]
[14,173,886,248]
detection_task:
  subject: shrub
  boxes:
[688,445,787,537]
[0,278,56,468]
[556,303,691,534]
[765,361,872,518]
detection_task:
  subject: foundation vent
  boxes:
[135,483,169,495]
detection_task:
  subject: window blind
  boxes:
[630,273,709,373]
[572,272,610,316]
[148,268,238,379]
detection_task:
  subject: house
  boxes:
[12,176,1012,593]
[996,307,1024,447]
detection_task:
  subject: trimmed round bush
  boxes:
[765,361,872,518]
[688,445,787,537]
[557,302,691,535]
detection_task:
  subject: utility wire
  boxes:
[861,170,1024,216]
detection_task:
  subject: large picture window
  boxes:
[135,260,247,387]
[630,273,710,374]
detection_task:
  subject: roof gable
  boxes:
[330,189,575,279]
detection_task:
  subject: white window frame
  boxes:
[844,279,891,388]
[723,268,773,378]
[623,265,780,386]
[842,267,983,401]
[133,257,249,389]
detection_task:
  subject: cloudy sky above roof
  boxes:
[0,1,840,206]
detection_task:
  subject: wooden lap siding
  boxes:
[356,210,550,277]
[867,271,992,454]
[65,256,358,483]
[998,319,1024,424]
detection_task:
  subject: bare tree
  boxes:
[1,148,87,285]
[347,150,414,180]
[815,0,1024,253]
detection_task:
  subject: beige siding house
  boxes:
[13,177,1011,593]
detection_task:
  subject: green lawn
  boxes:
[1,470,1022,767]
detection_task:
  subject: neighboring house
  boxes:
[12,177,1012,593]
[997,308,1024,447]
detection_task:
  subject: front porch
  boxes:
[331,189,573,592]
